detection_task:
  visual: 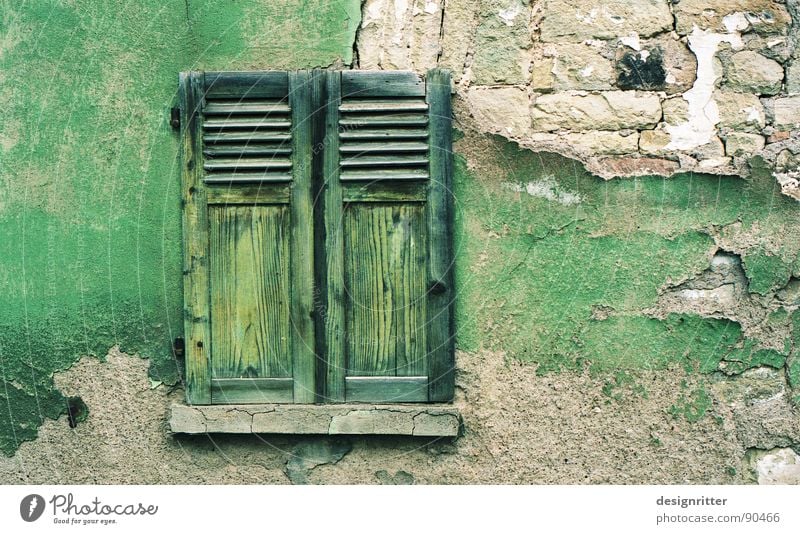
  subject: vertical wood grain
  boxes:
[322,71,346,401]
[180,72,212,404]
[344,204,427,377]
[209,206,291,380]
[288,70,317,403]
[426,68,455,402]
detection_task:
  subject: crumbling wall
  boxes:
[359,0,800,198]
[1,0,799,484]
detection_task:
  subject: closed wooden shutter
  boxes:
[180,69,453,405]
[179,71,316,404]
[319,70,454,403]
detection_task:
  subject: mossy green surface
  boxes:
[0,0,360,456]
[453,136,800,377]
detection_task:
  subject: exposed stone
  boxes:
[356,0,444,71]
[714,367,786,406]
[471,0,532,84]
[531,58,555,92]
[745,34,791,63]
[724,51,784,95]
[285,439,352,484]
[616,48,666,91]
[589,156,679,178]
[467,86,531,137]
[412,412,462,436]
[647,36,698,94]
[767,130,791,143]
[561,131,639,155]
[787,63,800,95]
[673,1,792,36]
[549,43,615,90]
[169,404,462,436]
[329,410,414,434]
[253,409,331,433]
[539,0,673,43]
[531,91,662,131]
[662,97,689,126]
[725,132,766,157]
[776,149,800,172]
[439,0,481,82]
[715,91,766,132]
[747,448,800,484]
[773,95,800,129]
[639,129,671,155]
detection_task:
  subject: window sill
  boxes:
[169,403,461,437]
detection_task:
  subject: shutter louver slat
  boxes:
[338,87,430,182]
[201,90,292,183]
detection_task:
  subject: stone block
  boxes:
[169,404,462,437]
[715,91,766,131]
[550,43,615,90]
[540,0,672,42]
[773,96,800,128]
[471,0,532,84]
[673,0,791,36]
[725,132,765,157]
[531,91,661,131]
[724,51,783,95]
[564,130,639,155]
[467,86,532,136]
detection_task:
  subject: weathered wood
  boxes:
[203,131,292,143]
[203,118,292,129]
[322,71,346,402]
[345,377,428,403]
[211,378,294,404]
[341,71,425,98]
[180,71,212,404]
[342,181,427,203]
[340,155,429,168]
[340,169,430,181]
[209,206,292,384]
[206,184,291,205]
[344,204,428,377]
[339,142,429,154]
[202,173,293,184]
[203,144,292,157]
[339,113,428,127]
[204,71,289,99]
[203,101,291,115]
[339,100,428,113]
[288,70,317,403]
[425,68,455,402]
[340,128,429,140]
[203,158,292,171]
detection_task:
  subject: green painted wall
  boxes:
[453,136,799,386]
[1,1,798,457]
[0,0,361,455]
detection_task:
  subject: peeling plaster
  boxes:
[666,26,744,150]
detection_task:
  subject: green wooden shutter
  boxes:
[320,70,455,403]
[179,71,316,405]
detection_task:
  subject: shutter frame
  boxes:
[180,69,454,405]
[322,69,455,403]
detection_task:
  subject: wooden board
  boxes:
[343,204,428,377]
[209,206,292,380]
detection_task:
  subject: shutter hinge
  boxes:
[170,106,181,130]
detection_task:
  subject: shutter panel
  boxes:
[180,71,316,404]
[321,70,455,403]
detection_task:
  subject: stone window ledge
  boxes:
[169,403,461,437]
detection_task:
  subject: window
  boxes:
[178,69,454,406]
